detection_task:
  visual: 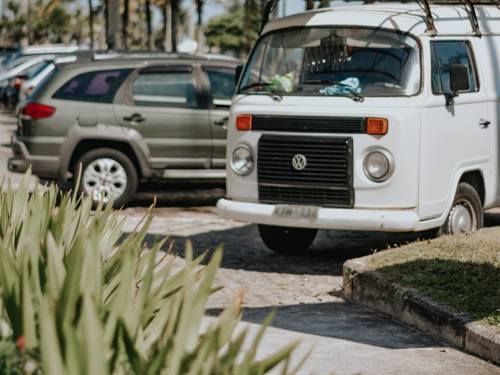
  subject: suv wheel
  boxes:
[76,148,138,208]
[441,182,484,235]
[258,224,317,255]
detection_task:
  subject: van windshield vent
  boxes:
[252,116,365,134]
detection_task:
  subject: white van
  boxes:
[217,2,500,254]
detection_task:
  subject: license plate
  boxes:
[273,205,319,220]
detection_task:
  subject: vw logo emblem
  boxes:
[292,154,307,171]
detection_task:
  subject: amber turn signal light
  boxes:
[236,114,253,131]
[366,118,388,135]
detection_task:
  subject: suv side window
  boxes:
[132,71,197,108]
[203,67,236,106]
[431,41,478,95]
[53,69,131,103]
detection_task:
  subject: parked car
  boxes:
[0,44,87,70]
[0,55,56,108]
[217,3,500,253]
[9,53,239,206]
[17,55,80,102]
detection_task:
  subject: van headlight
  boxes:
[231,144,254,176]
[363,150,394,182]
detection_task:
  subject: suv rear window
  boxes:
[53,69,131,103]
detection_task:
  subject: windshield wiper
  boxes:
[239,82,283,101]
[344,91,365,103]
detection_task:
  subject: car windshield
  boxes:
[239,27,421,98]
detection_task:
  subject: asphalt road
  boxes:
[1,110,498,374]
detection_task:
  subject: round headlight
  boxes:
[363,150,393,182]
[231,145,254,175]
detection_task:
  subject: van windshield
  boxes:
[239,27,421,98]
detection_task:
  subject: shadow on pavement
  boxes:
[206,301,442,349]
[142,224,435,277]
[130,181,225,208]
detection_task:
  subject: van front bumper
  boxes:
[217,199,420,232]
[8,140,60,179]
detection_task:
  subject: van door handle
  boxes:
[479,119,490,129]
[123,114,146,123]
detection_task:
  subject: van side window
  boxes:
[132,72,197,108]
[203,67,236,106]
[431,41,478,95]
[53,69,131,103]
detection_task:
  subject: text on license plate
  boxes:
[273,205,319,219]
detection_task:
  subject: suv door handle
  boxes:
[123,114,146,123]
[213,117,229,128]
[479,119,491,129]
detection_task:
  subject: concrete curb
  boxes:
[343,256,500,365]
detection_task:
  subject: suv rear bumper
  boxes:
[217,198,420,232]
[8,140,60,179]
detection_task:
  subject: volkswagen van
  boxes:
[217,3,500,253]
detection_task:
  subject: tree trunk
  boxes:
[163,0,172,51]
[122,0,129,49]
[88,0,94,49]
[145,0,152,50]
[195,0,204,52]
[107,0,121,50]
[171,0,178,52]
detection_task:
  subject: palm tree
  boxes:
[195,0,204,51]
[145,0,153,49]
[122,0,129,49]
[88,0,95,49]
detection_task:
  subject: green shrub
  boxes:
[0,174,301,374]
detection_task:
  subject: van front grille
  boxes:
[252,115,365,133]
[258,135,353,208]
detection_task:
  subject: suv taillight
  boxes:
[22,103,56,120]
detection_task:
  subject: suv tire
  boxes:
[258,224,317,255]
[440,182,484,235]
[75,148,138,208]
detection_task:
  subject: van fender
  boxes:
[416,163,488,231]
[58,124,152,181]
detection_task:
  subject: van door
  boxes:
[114,65,211,170]
[420,40,490,219]
[202,66,236,169]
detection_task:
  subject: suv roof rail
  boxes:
[68,50,237,64]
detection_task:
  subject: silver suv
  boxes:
[9,54,238,206]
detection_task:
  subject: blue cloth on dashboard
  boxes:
[319,78,362,95]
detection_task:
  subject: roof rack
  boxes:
[261,0,500,37]
[412,0,500,37]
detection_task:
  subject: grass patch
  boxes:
[366,228,500,326]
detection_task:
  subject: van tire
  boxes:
[440,182,484,235]
[258,224,317,255]
[75,148,138,208]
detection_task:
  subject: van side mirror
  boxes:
[235,64,244,86]
[445,64,470,106]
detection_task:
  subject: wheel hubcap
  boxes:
[448,201,475,234]
[82,158,127,203]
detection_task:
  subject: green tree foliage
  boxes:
[0,0,72,45]
[0,1,27,44]
[205,2,260,57]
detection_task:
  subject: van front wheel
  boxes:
[441,182,484,235]
[258,224,317,255]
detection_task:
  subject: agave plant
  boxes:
[0,173,302,374]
